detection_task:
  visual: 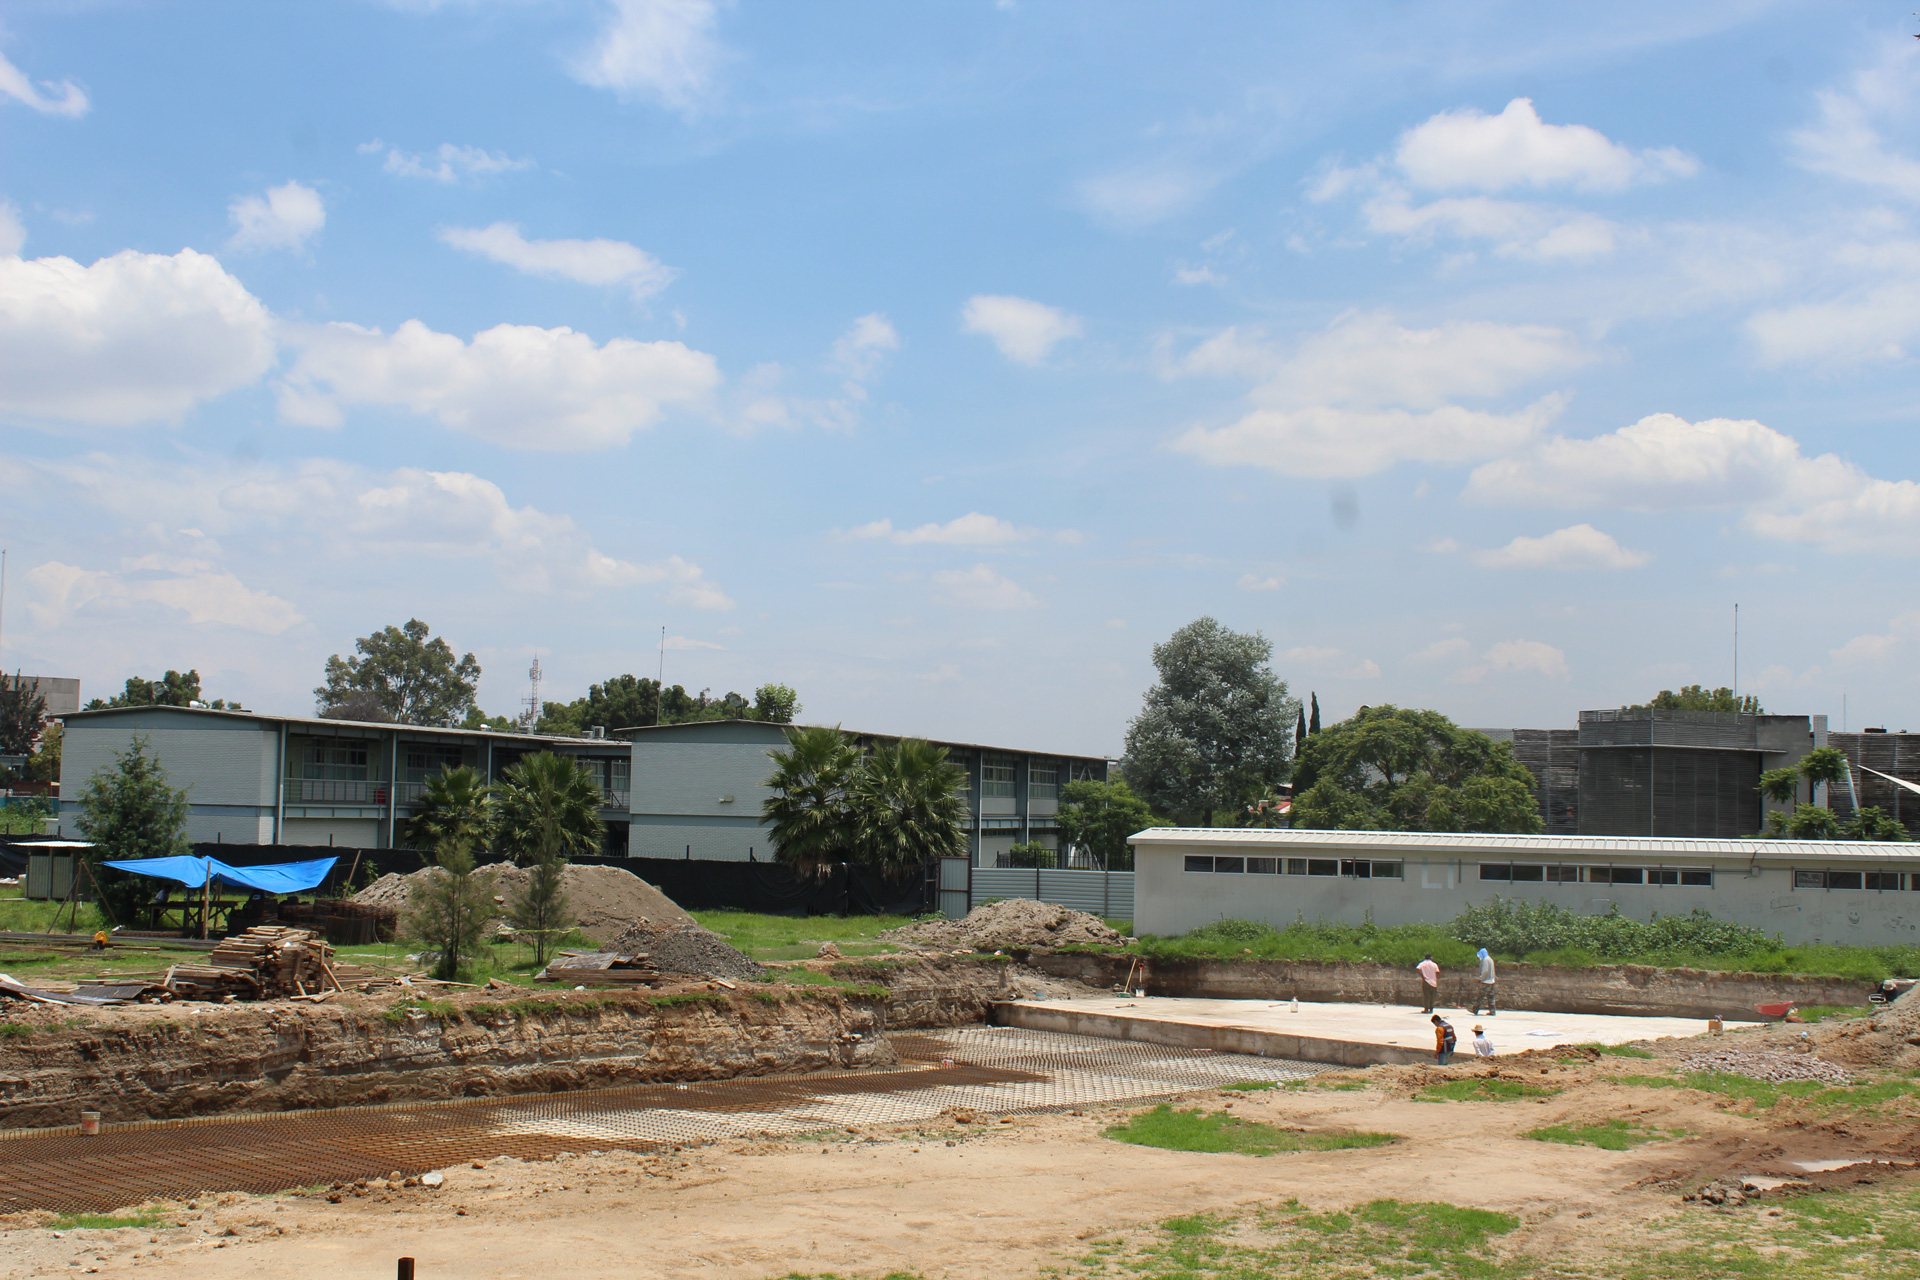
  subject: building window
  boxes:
[1795,869,1825,889]
[1372,862,1404,879]
[1680,869,1714,887]
[1586,867,1643,885]
[982,755,1017,798]
[1650,869,1678,886]
[1184,856,1214,873]
[1214,857,1246,874]
[1285,858,1308,875]
[301,740,368,780]
[1340,859,1373,878]
[1247,857,1279,874]
[1480,864,1511,881]
[1029,763,1058,801]
[1866,872,1903,891]
[1545,865,1580,883]
[1307,858,1337,877]
[1827,871,1865,890]
[405,744,465,783]
[1511,865,1545,882]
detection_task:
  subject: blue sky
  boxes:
[5,0,1920,755]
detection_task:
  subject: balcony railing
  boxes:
[291,779,631,809]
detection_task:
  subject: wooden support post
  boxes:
[397,1259,415,1280]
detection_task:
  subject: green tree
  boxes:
[1057,777,1168,870]
[1771,802,1842,840]
[753,683,801,723]
[1759,766,1801,807]
[1309,693,1321,735]
[1800,746,1852,795]
[462,706,516,732]
[1289,705,1544,834]
[850,737,968,872]
[762,725,860,876]
[404,835,496,981]
[403,766,493,867]
[316,620,480,726]
[493,753,601,961]
[71,735,192,924]
[1123,618,1298,826]
[1845,805,1909,841]
[83,670,244,712]
[27,720,61,783]
[1631,685,1762,714]
[0,673,46,756]
[1005,840,1055,868]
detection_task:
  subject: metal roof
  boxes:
[61,703,602,747]
[618,717,1112,762]
[1127,827,1920,860]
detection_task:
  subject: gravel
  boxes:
[877,898,1127,952]
[605,922,765,982]
[1676,1048,1857,1084]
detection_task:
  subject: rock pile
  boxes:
[1677,1048,1856,1084]
[604,921,764,982]
[877,898,1127,952]
[352,863,693,943]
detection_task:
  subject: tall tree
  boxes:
[1289,705,1544,834]
[71,735,192,924]
[1799,746,1852,796]
[405,830,497,981]
[83,670,244,711]
[1057,777,1168,871]
[762,725,860,876]
[1294,706,1307,757]
[1631,685,1762,714]
[403,766,493,866]
[1759,767,1800,807]
[1309,693,1321,736]
[1122,618,1298,826]
[753,683,801,723]
[849,737,968,871]
[0,673,47,755]
[316,620,480,726]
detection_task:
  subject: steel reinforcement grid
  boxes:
[0,1026,1327,1216]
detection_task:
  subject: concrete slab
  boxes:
[994,996,1757,1067]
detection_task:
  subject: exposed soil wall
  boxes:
[822,954,1112,1029]
[0,988,891,1130]
[1028,952,1877,1020]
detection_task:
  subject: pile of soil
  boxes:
[877,898,1127,952]
[352,863,693,944]
[604,921,764,982]
[1807,983,1920,1072]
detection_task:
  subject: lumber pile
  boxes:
[164,925,341,1002]
[534,951,660,986]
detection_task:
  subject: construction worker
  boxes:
[1431,1014,1457,1065]
[90,930,109,951]
[1471,1024,1495,1057]
[1470,947,1497,1016]
[1416,953,1440,1013]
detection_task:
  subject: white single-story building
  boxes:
[1129,827,1920,948]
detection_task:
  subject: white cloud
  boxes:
[1746,237,1920,366]
[1831,612,1920,665]
[437,223,677,300]
[227,181,325,254]
[0,48,88,117]
[1359,190,1620,260]
[852,513,1024,547]
[829,313,900,380]
[1076,165,1218,228]
[1452,639,1569,683]
[0,202,24,258]
[1168,311,1591,479]
[277,318,720,450]
[961,295,1082,365]
[1281,645,1378,679]
[1788,44,1920,201]
[0,249,275,427]
[1472,523,1650,571]
[1173,265,1224,286]
[1410,637,1472,662]
[572,0,722,114]
[662,634,723,650]
[26,558,300,634]
[365,140,533,184]
[1237,573,1285,591]
[930,564,1040,610]
[1395,98,1696,193]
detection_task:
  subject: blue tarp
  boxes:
[102,856,337,895]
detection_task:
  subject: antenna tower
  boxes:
[524,654,542,729]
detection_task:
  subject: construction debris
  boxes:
[534,951,661,986]
[163,925,340,1002]
[1676,1048,1856,1084]
[878,899,1128,952]
[605,921,764,981]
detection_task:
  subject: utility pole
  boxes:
[655,625,666,726]
[1733,602,1739,707]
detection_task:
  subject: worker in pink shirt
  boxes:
[1416,953,1440,1013]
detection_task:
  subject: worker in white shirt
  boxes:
[1471,1024,1495,1057]
[1469,947,1497,1016]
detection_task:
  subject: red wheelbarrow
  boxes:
[1753,1001,1798,1019]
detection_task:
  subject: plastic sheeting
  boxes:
[102,855,338,895]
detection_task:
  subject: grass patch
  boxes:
[46,1211,168,1230]
[1053,1198,1520,1280]
[1103,1105,1396,1156]
[0,1023,30,1039]
[1797,1004,1873,1023]
[1525,1118,1683,1150]
[1416,1077,1561,1103]
[688,911,911,961]
[1283,1078,1370,1092]
[1567,1041,1657,1058]
[1221,1080,1276,1092]
[1616,1070,1920,1115]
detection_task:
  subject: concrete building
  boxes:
[16,677,81,718]
[55,705,631,849]
[622,719,1109,866]
[55,707,1110,865]
[1131,827,1920,947]
[1828,730,1920,838]
[1478,709,1821,838]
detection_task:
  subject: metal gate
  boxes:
[937,856,970,919]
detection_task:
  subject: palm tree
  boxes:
[404,766,492,865]
[762,724,860,876]
[493,752,606,867]
[850,737,968,872]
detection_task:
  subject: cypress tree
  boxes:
[1295,707,1307,756]
[1309,693,1321,736]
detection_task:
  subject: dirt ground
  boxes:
[6,1019,1916,1280]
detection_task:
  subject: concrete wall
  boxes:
[282,817,382,847]
[1135,845,1920,948]
[60,710,278,839]
[1030,953,1878,1021]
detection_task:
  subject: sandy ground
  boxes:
[7,1023,1911,1280]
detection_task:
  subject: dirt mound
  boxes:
[352,863,693,944]
[1808,983,1920,1072]
[877,898,1126,952]
[604,921,764,981]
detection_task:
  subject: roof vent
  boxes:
[587,726,606,739]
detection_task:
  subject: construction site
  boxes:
[0,853,1914,1280]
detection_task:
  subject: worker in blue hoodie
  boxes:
[1469,947,1497,1016]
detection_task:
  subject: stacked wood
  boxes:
[534,951,660,986]
[165,925,341,1001]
